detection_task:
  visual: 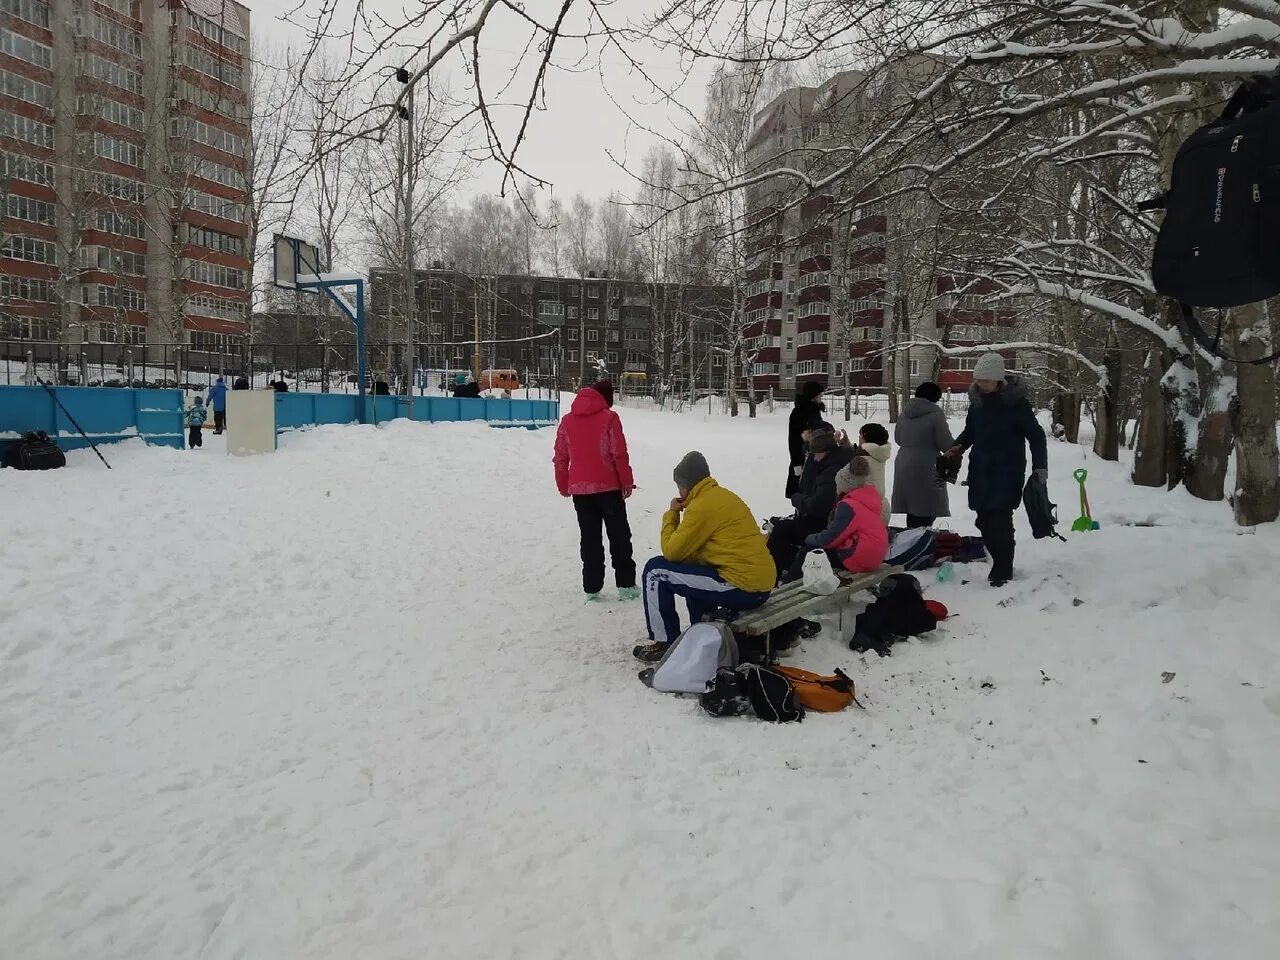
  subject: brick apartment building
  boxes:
[743,63,1017,397]
[369,264,733,394]
[0,0,251,352]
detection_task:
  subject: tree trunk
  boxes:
[1092,340,1121,461]
[1183,363,1234,502]
[1229,301,1280,525]
[1053,393,1081,444]
[1132,350,1167,488]
[1161,354,1199,491]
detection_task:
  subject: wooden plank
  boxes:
[732,565,903,636]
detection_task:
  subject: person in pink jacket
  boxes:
[553,379,638,602]
[795,456,889,576]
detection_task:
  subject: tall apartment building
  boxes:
[0,0,251,351]
[369,265,732,393]
[743,61,1016,396]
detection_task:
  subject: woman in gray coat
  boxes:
[891,381,954,528]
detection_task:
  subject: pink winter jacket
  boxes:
[805,485,889,573]
[552,387,635,497]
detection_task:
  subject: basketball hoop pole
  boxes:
[298,273,368,423]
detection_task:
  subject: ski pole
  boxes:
[35,377,111,469]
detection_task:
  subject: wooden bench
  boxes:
[730,565,903,659]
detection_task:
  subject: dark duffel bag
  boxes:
[2,430,66,470]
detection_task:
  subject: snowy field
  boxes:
[2,400,1279,959]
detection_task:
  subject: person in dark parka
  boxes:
[892,381,954,528]
[950,354,1048,587]
[786,381,826,497]
[767,423,854,580]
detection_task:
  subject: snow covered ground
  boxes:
[2,400,1279,959]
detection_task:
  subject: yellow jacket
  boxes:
[661,477,775,593]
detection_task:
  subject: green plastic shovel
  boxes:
[1072,468,1100,532]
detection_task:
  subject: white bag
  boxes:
[800,549,841,595]
[649,622,739,693]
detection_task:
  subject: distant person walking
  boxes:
[207,376,228,434]
[892,382,954,529]
[553,379,638,603]
[185,396,207,448]
[786,381,825,497]
[950,354,1047,587]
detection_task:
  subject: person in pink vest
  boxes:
[552,379,638,602]
[799,456,890,575]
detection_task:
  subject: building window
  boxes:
[0,66,53,106]
[587,285,599,299]
[909,358,920,377]
[786,249,796,264]
[83,55,142,97]
[6,193,54,225]
[0,274,54,301]
[430,299,443,313]
[537,300,564,316]
[1,235,56,263]
[567,284,579,298]
[184,224,243,255]
[587,307,599,320]
[0,26,52,68]
[1,150,52,186]
[783,336,794,352]
[567,328,578,341]
[587,329,599,342]
[567,349,578,363]
[607,351,618,365]
[88,14,143,58]
[833,361,844,378]
[712,353,724,367]
[94,133,142,167]
[1,0,51,30]
[851,358,864,372]
[0,109,52,148]
[608,329,619,343]
[787,279,796,294]
[567,305,578,319]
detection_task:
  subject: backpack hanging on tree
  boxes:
[1148,72,1280,363]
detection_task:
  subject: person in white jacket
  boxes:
[840,423,892,525]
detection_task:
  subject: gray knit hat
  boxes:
[972,352,1006,382]
[808,424,838,453]
[836,456,871,495]
[673,450,711,490]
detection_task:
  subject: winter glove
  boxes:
[1034,468,1049,485]
[793,465,803,477]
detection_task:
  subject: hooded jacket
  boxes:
[207,380,228,412]
[804,485,889,574]
[552,386,635,497]
[661,477,775,593]
[790,444,854,521]
[955,376,1048,512]
[856,441,892,524]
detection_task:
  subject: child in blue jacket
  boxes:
[185,397,207,448]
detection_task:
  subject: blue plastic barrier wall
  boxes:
[273,393,559,431]
[0,386,558,460]
[0,385,184,458]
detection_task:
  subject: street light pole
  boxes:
[396,68,416,415]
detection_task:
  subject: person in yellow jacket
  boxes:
[634,451,775,662]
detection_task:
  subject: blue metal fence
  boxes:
[0,385,184,458]
[273,393,559,431]
[0,385,559,460]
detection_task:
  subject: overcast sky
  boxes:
[249,0,725,204]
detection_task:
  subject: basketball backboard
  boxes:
[272,234,323,290]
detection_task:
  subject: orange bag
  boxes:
[773,666,860,712]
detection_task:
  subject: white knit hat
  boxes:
[972,352,1006,382]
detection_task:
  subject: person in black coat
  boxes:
[767,423,854,580]
[786,381,826,497]
[950,353,1048,587]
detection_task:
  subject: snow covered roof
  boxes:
[182,0,247,39]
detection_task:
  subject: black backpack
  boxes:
[700,665,804,723]
[1150,74,1280,363]
[1022,474,1066,542]
[2,431,66,470]
[851,574,938,656]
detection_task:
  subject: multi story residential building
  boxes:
[369,264,733,393]
[0,0,251,349]
[743,61,1017,396]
